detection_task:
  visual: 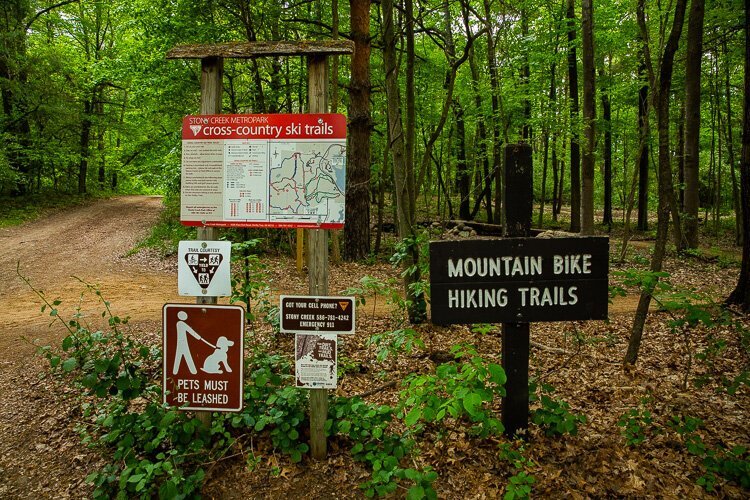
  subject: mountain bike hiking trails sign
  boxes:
[162,304,244,411]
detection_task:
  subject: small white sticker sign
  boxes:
[295,333,337,389]
[178,240,232,297]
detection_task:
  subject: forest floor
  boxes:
[0,195,747,498]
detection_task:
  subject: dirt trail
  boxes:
[0,196,655,498]
[0,196,176,498]
[0,196,179,343]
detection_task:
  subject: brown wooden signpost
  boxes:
[167,40,354,459]
[429,143,609,437]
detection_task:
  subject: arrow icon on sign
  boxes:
[339,301,349,311]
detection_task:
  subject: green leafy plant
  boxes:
[344,275,410,320]
[226,350,309,462]
[617,399,661,446]
[328,397,437,498]
[230,238,279,330]
[530,383,586,436]
[399,344,506,437]
[367,327,425,362]
[22,271,214,499]
[498,443,536,500]
[668,415,750,492]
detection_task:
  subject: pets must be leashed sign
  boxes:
[162,304,244,412]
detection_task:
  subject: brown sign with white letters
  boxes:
[162,304,244,411]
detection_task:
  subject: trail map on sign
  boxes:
[181,114,347,229]
[269,143,346,223]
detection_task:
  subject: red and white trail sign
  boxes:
[180,113,347,229]
[162,304,244,412]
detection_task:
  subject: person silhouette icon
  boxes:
[172,311,203,375]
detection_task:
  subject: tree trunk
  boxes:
[678,103,686,209]
[469,47,492,223]
[581,0,596,235]
[455,100,470,220]
[600,64,613,229]
[374,125,389,255]
[723,41,742,246]
[344,0,372,261]
[626,0,688,365]
[637,48,650,231]
[521,11,532,141]
[683,0,705,249]
[726,0,750,311]
[78,98,93,194]
[483,0,503,225]
[382,0,425,323]
[566,0,581,233]
[405,0,416,216]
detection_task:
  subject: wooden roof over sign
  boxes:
[167,40,354,59]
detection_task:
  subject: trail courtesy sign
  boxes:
[163,304,244,411]
[177,240,231,296]
[429,237,609,324]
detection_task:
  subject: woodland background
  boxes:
[1,0,750,498]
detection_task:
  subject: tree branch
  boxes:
[26,0,80,31]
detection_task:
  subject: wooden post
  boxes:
[296,228,304,273]
[195,56,223,429]
[502,143,532,437]
[307,54,330,460]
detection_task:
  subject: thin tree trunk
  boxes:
[567,0,581,233]
[78,97,93,194]
[455,100,470,220]
[581,0,596,235]
[600,61,613,229]
[375,124,389,255]
[726,0,750,310]
[626,0,688,365]
[521,10,532,141]
[382,0,425,323]
[678,103,686,209]
[469,47,492,223]
[484,0,503,225]
[683,0,705,249]
[637,48,650,231]
[723,41,742,246]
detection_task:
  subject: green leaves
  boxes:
[399,345,506,437]
[532,386,586,437]
[461,392,483,417]
[62,358,78,372]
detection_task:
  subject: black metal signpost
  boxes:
[429,144,609,437]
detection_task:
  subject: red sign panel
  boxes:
[162,304,244,412]
[180,113,347,229]
[182,114,347,140]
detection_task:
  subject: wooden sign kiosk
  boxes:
[167,41,354,460]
